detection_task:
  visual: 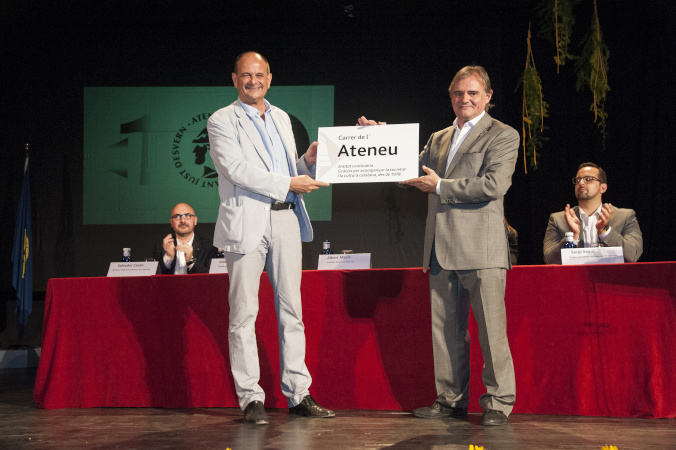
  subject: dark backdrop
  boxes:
[2,0,675,297]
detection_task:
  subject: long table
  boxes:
[34,263,676,418]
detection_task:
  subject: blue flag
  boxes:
[12,155,32,342]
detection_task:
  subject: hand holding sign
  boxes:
[290,175,330,193]
[356,116,387,126]
[303,141,320,169]
[401,165,440,193]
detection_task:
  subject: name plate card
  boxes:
[318,253,372,270]
[561,247,624,265]
[209,258,228,274]
[107,261,159,277]
[316,124,419,183]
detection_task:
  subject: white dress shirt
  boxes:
[163,234,195,274]
[580,205,611,247]
[436,111,486,195]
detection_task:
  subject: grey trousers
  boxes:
[429,250,516,415]
[224,209,312,410]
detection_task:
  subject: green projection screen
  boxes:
[83,86,334,224]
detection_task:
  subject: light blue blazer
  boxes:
[207,100,314,254]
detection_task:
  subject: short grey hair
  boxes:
[448,65,494,111]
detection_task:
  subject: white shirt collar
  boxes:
[579,204,602,219]
[453,110,486,131]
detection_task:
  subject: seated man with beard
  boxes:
[153,202,215,274]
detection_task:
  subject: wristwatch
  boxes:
[602,224,610,233]
[188,257,196,265]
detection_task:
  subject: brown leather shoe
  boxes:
[289,395,335,418]
[244,400,268,425]
[413,401,468,419]
[482,409,508,426]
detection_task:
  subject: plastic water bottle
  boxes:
[564,232,577,248]
[121,248,132,262]
[322,240,332,254]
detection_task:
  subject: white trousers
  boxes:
[224,209,312,410]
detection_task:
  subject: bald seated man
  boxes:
[152,203,216,274]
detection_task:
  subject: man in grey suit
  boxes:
[207,51,333,425]
[361,65,519,426]
[543,162,643,264]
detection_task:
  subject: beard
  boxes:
[175,226,193,238]
[575,189,598,201]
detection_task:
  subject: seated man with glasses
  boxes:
[152,203,216,274]
[543,162,643,264]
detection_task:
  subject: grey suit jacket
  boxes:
[543,206,643,264]
[420,113,520,272]
[207,100,314,254]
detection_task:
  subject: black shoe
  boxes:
[244,400,268,425]
[413,401,468,419]
[289,395,335,418]
[482,409,508,426]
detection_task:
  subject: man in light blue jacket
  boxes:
[208,51,332,425]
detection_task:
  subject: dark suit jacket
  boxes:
[419,113,520,272]
[543,206,643,264]
[152,234,215,274]
[507,224,518,266]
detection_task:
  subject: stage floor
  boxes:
[3,369,674,449]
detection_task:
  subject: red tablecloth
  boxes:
[34,263,676,418]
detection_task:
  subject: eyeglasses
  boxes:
[171,213,195,221]
[572,176,601,185]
